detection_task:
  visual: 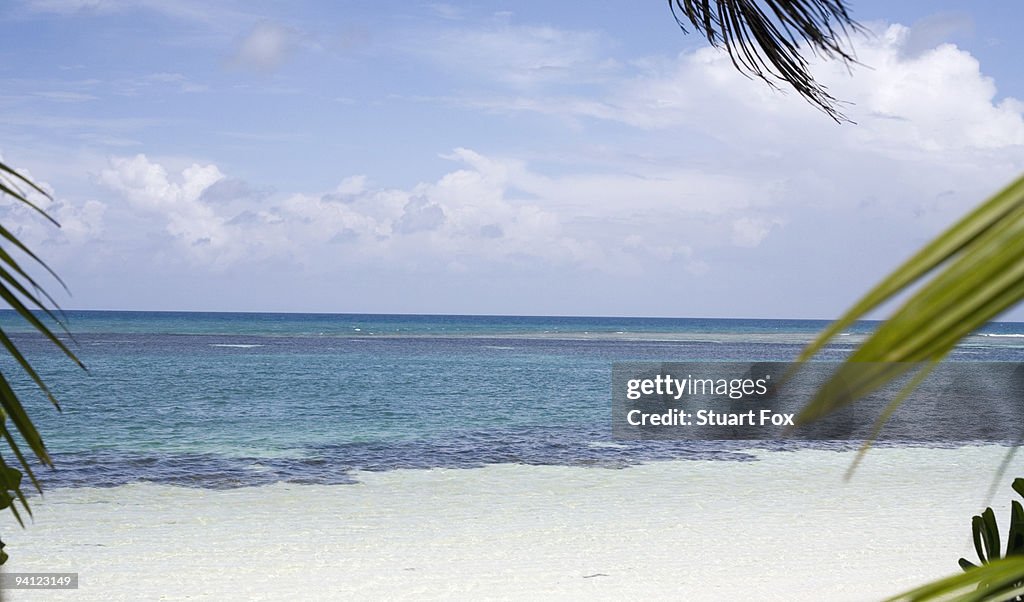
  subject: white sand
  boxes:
[3,446,1020,601]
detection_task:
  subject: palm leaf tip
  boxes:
[668,0,862,122]
[0,162,58,227]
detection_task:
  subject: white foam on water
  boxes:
[979,333,1024,338]
[209,344,264,348]
[5,446,1016,601]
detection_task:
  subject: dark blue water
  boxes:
[0,311,879,337]
[4,311,1023,489]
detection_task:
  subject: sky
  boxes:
[2,0,1024,318]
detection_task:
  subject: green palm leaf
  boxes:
[0,161,83,530]
[792,172,1024,600]
[886,556,1024,602]
[796,174,1024,424]
[791,165,1024,602]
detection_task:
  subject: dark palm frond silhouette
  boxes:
[669,0,861,121]
[0,160,83,563]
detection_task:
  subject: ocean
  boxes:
[6,311,1024,491]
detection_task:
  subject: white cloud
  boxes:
[443,21,1024,238]
[88,148,787,275]
[393,196,446,234]
[821,25,1024,154]
[458,23,1024,160]
[0,163,106,264]
[230,22,296,71]
[427,3,463,20]
[50,198,106,243]
[9,196,105,249]
[100,154,223,209]
[100,154,231,259]
[731,216,785,248]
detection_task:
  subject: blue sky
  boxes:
[3,1,1024,318]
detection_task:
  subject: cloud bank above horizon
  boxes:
[4,2,1024,317]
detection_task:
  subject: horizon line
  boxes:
[0,307,928,323]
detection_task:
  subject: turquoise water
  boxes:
[4,311,1024,489]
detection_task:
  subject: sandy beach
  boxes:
[2,446,1016,601]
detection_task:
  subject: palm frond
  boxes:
[797,174,1024,423]
[668,0,861,121]
[788,153,1024,602]
[0,160,83,523]
[0,167,58,227]
[886,556,1024,602]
